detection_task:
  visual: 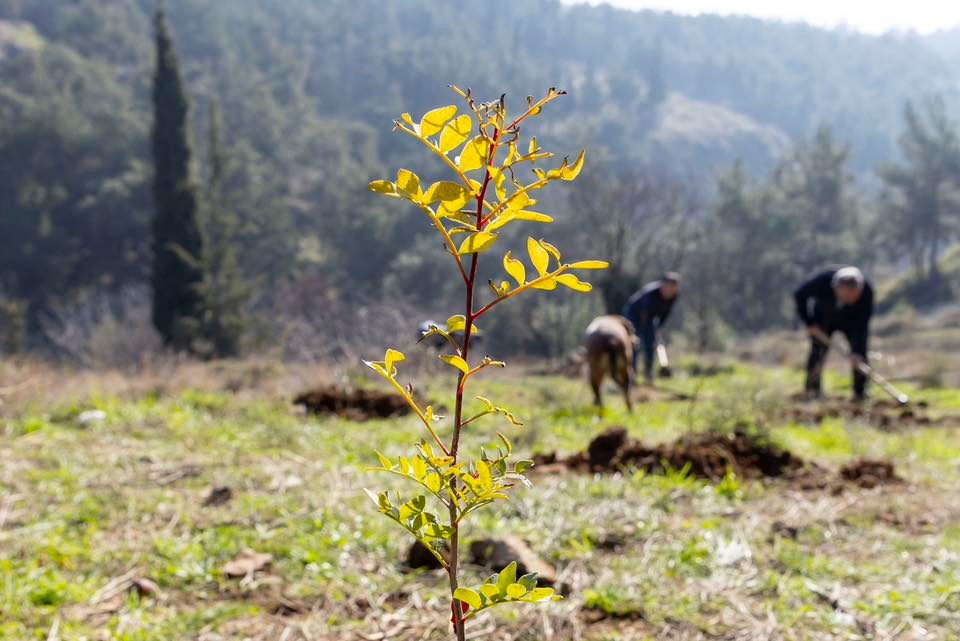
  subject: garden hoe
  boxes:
[810,329,909,406]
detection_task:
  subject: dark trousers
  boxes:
[633,322,656,379]
[805,327,868,398]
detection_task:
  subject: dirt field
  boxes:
[2,355,960,640]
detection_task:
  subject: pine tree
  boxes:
[150,8,204,350]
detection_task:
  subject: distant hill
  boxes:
[1,0,959,174]
[3,0,960,323]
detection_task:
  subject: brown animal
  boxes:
[584,315,635,411]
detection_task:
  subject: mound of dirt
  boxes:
[535,427,806,480]
[293,385,410,420]
[534,428,908,493]
[839,459,902,488]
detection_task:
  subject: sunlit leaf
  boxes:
[496,561,517,595]
[440,354,469,374]
[528,136,537,155]
[513,210,553,223]
[420,105,457,137]
[506,583,527,599]
[376,451,392,469]
[556,273,592,292]
[400,112,414,126]
[439,114,473,153]
[503,251,526,287]
[446,315,478,335]
[561,150,585,181]
[476,460,492,489]
[529,587,556,601]
[527,237,549,276]
[384,348,405,376]
[459,231,498,255]
[368,180,395,195]
[480,583,500,600]
[540,240,561,262]
[424,181,470,211]
[396,169,422,201]
[454,587,482,610]
[532,277,557,291]
[505,191,530,211]
[485,212,515,233]
[569,260,609,269]
[458,136,489,173]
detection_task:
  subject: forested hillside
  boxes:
[2,0,960,357]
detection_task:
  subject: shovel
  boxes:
[810,328,908,406]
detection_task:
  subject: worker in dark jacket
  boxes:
[794,266,873,400]
[622,272,680,385]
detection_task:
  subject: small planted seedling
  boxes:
[364,86,607,639]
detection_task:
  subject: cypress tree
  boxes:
[151,8,204,350]
[193,100,251,358]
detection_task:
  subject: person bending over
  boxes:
[794,266,873,401]
[622,272,680,386]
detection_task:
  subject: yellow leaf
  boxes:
[439,114,473,153]
[368,180,395,194]
[527,237,549,276]
[561,150,585,181]
[540,240,561,262]
[514,210,553,223]
[485,212,516,233]
[532,277,558,291]
[400,112,414,126]
[504,142,519,167]
[445,315,477,335]
[362,360,387,377]
[528,136,537,155]
[476,460,492,489]
[569,260,609,269]
[458,136,489,173]
[506,583,527,599]
[384,348,405,376]
[454,587,482,610]
[424,181,470,210]
[556,273,592,292]
[505,191,530,211]
[446,315,466,333]
[480,583,500,599]
[375,451,392,469]
[530,587,556,601]
[396,169,422,200]
[503,251,526,286]
[440,354,469,374]
[459,231,498,255]
[420,105,457,137]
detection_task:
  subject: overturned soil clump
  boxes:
[294,385,410,420]
[534,428,907,492]
[839,458,903,488]
[535,427,806,480]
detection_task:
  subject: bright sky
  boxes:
[565,0,960,34]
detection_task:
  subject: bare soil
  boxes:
[533,427,807,480]
[533,427,905,492]
[293,385,410,420]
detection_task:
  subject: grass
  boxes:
[2,357,960,640]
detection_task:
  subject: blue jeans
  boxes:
[633,323,656,379]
